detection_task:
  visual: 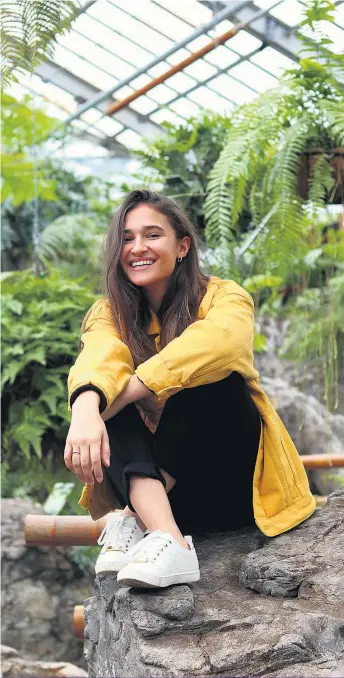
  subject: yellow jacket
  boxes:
[67,276,316,537]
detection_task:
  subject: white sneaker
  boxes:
[95,513,145,574]
[117,530,200,588]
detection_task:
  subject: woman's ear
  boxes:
[178,236,191,258]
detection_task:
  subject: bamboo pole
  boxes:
[24,514,107,546]
[105,24,243,116]
[74,605,85,638]
[300,454,344,468]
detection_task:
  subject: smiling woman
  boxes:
[120,208,190,312]
[65,189,315,590]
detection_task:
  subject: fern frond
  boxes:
[1,1,78,88]
[308,154,335,206]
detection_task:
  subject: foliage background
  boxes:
[1,0,343,515]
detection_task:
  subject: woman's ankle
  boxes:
[122,506,146,533]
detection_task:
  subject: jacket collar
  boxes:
[147,278,214,335]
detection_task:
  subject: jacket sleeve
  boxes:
[67,299,134,414]
[135,284,256,398]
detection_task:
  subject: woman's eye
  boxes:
[148,233,159,238]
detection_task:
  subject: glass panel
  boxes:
[17,73,77,112]
[188,86,234,114]
[81,6,154,66]
[318,21,344,53]
[113,85,134,99]
[204,45,239,68]
[130,73,152,90]
[211,74,257,104]
[184,59,217,80]
[149,62,170,78]
[129,97,157,115]
[250,47,295,76]
[155,0,213,26]
[112,0,192,40]
[229,61,277,92]
[170,97,201,118]
[151,108,186,126]
[335,4,344,28]
[187,34,210,52]
[208,19,235,36]
[94,1,173,54]
[57,30,127,80]
[167,48,192,65]
[148,83,175,104]
[53,45,116,90]
[94,117,123,136]
[81,108,103,124]
[166,71,197,93]
[115,128,144,150]
[268,0,305,27]
[227,31,262,55]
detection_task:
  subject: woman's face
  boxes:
[120,204,190,291]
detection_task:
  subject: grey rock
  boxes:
[1,499,93,666]
[1,644,88,677]
[260,377,344,496]
[85,491,344,677]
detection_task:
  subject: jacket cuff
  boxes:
[69,385,107,414]
[135,353,183,397]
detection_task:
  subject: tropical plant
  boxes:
[1,0,78,89]
[280,225,344,411]
[205,0,344,279]
[133,112,232,232]
[1,92,60,205]
[1,266,97,465]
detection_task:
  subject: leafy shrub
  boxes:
[1,266,97,472]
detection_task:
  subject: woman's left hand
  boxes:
[101,375,152,421]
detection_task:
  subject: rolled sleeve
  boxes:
[135,353,182,397]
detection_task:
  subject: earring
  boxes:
[177,257,183,263]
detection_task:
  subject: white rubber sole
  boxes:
[117,568,200,588]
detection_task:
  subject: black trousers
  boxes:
[104,372,261,535]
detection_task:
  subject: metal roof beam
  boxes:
[201,0,302,62]
[62,0,250,124]
[34,60,161,143]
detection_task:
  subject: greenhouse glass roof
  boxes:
[6,0,344,161]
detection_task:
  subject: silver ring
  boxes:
[72,450,81,455]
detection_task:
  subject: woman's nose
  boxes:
[131,239,148,254]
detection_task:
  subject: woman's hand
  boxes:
[64,391,111,485]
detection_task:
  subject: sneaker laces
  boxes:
[130,531,173,563]
[97,516,136,552]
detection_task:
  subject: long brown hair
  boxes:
[97,190,209,368]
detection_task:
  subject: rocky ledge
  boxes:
[85,490,344,678]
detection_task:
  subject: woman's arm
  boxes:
[100,375,152,421]
[67,299,135,415]
[135,283,258,398]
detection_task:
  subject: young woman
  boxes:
[65,189,315,589]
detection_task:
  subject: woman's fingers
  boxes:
[90,441,103,484]
[80,442,95,485]
[100,429,111,468]
[64,441,75,472]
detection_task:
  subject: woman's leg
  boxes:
[104,405,187,548]
[153,372,261,535]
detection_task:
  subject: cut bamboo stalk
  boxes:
[300,454,344,468]
[106,24,243,116]
[74,605,85,638]
[24,514,107,546]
